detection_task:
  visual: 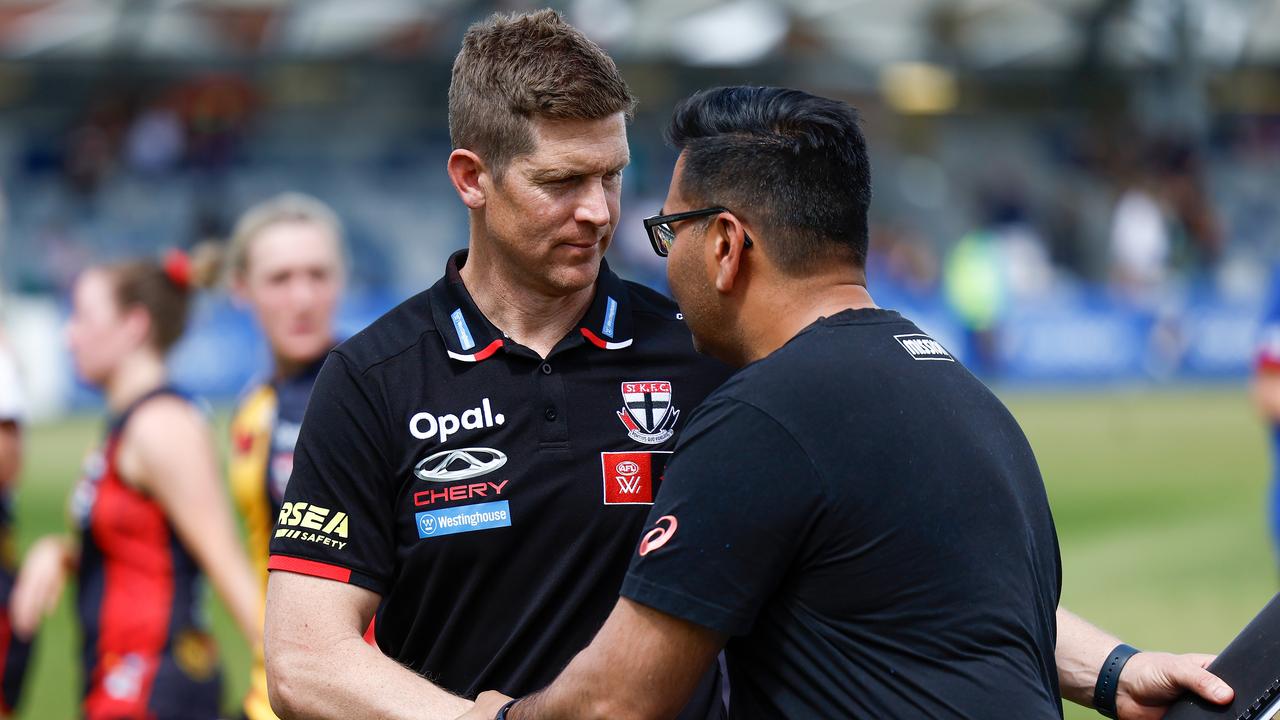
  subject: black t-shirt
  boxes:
[267,251,730,702]
[623,309,1062,719]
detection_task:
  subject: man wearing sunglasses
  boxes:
[465,86,1232,720]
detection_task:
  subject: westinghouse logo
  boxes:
[275,502,350,550]
[415,500,511,539]
[894,334,954,362]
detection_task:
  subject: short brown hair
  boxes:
[448,9,636,175]
[106,259,194,354]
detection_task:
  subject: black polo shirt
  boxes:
[623,309,1063,719]
[267,250,730,701]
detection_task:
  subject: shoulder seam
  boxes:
[337,328,443,378]
[711,396,831,498]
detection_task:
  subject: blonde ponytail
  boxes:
[188,241,228,290]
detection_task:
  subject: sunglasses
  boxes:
[642,206,754,257]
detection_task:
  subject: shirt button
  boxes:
[540,363,552,375]
[544,407,558,422]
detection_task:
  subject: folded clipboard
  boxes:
[1164,593,1280,720]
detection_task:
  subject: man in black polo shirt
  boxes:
[473,87,1234,719]
[262,11,727,719]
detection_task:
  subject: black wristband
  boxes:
[1093,643,1142,719]
[494,699,519,720]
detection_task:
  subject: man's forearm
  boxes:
[503,599,723,720]
[508,652,639,720]
[1056,607,1124,708]
[269,631,472,719]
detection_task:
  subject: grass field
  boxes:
[8,387,1275,719]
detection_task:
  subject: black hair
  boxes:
[667,86,872,274]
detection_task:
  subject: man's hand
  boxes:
[1116,652,1233,720]
[454,691,512,720]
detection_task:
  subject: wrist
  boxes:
[494,698,519,720]
[1093,643,1142,719]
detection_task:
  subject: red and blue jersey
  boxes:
[71,388,221,720]
[1256,266,1280,375]
[1258,267,1280,452]
[0,344,30,717]
[0,489,30,718]
[1256,266,1280,554]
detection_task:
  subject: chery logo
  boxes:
[414,448,507,482]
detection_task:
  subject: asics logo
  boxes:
[638,515,678,556]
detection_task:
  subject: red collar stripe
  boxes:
[580,327,633,351]
[447,338,504,363]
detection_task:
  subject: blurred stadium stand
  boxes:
[1,0,1279,415]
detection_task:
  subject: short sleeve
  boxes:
[268,351,396,594]
[0,346,25,423]
[620,397,824,636]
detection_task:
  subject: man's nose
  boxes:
[575,180,612,228]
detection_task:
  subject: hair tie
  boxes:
[163,248,192,290]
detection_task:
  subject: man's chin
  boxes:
[688,326,740,366]
[543,254,603,294]
[555,241,604,262]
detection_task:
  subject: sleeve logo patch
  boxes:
[894,333,955,362]
[638,515,678,556]
[601,451,671,505]
[275,501,349,550]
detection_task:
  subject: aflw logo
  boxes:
[894,333,954,362]
[615,460,643,494]
[601,451,670,505]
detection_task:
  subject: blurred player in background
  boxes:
[220,193,345,720]
[1254,265,1280,563]
[10,252,261,719]
[0,324,31,717]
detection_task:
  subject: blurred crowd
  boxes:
[1,62,1278,385]
[8,73,1280,297]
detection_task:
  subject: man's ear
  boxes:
[711,213,751,295]
[447,149,489,210]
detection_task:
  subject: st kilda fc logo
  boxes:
[616,380,679,445]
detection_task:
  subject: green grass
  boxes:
[1008,388,1274,719]
[9,388,1275,719]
